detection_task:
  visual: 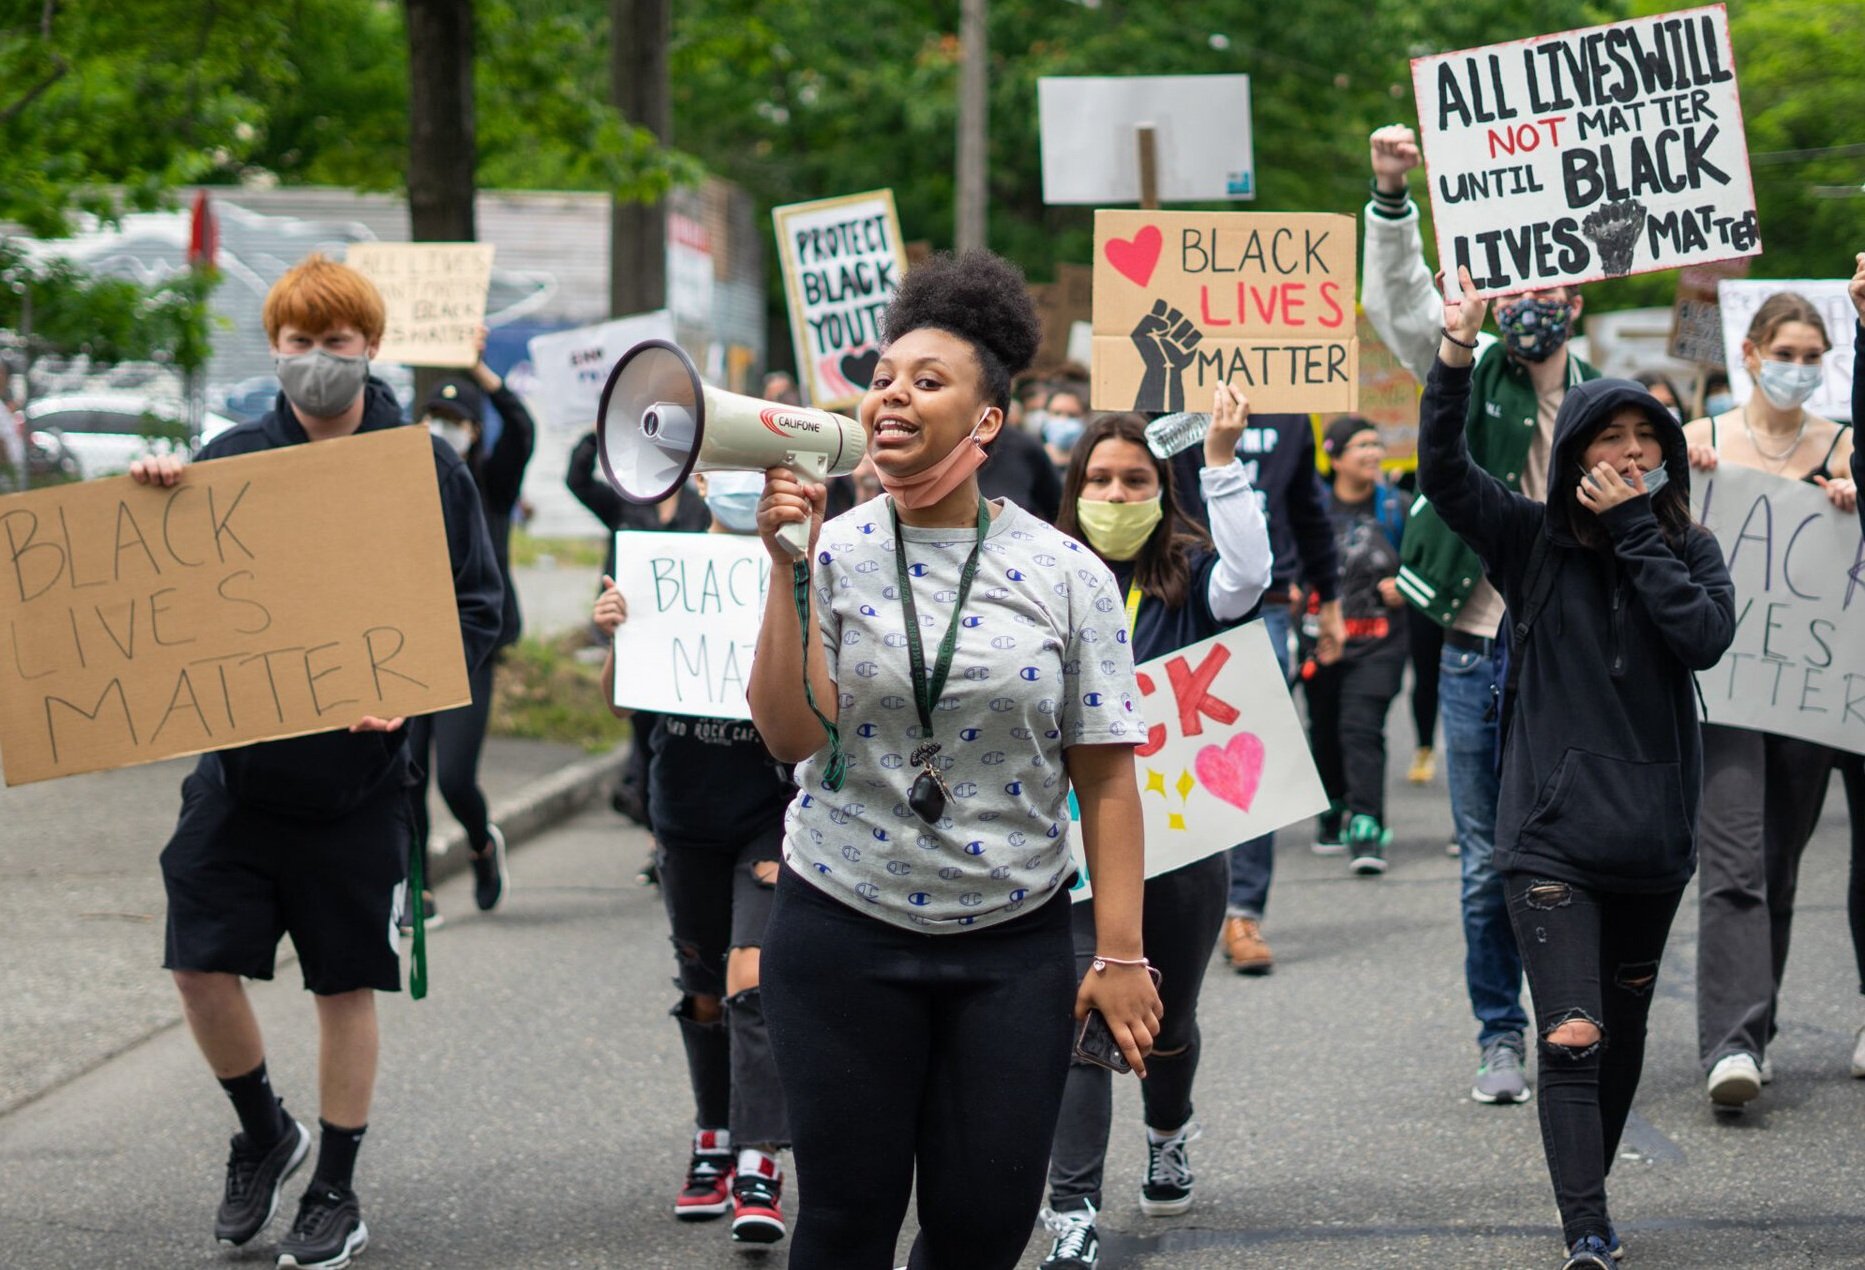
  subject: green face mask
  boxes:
[1075,496,1164,561]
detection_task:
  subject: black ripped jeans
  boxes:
[1504,873,1685,1248]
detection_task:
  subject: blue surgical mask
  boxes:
[704,470,764,534]
[1756,360,1823,410]
[1641,463,1669,496]
[1043,415,1086,452]
[1705,392,1735,416]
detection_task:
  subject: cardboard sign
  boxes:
[1668,258,1749,366]
[1038,75,1256,204]
[1091,210,1357,414]
[526,310,677,430]
[1718,279,1858,423]
[611,531,769,720]
[0,428,470,785]
[772,190,908,412]
[1411,5,1759,298]
[1071,622,1329,899]
[345,242,496,367]
[1350,309,1421,469]
[1692,464,1865,754]
[1031,263,1095,371]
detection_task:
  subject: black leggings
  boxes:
[1048,854,1228,1208]
[762,867,1076,1270]
[408,655,495,876]
[1505,874,1685,1248]
[1305,643,1405,825]
[1406,604,1443,751]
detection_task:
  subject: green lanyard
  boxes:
[893,496,991,821]
[790,559,847,791]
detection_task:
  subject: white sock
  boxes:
[1146,1121,1189,1146]
[696,1127,731,1153]
[737,1147,780,1179]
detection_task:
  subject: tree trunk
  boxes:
[610,0,669,317]
[404,0,475,396]
[955,0,988,252]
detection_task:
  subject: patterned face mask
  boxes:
[1495,297,1574,363]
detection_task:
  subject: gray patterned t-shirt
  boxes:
[783,495,1144,932]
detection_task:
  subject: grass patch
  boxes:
[490,631,632,753]
[509,528,609,570]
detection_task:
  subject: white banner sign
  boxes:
[1071,621,1328,899]
[772,190,907,412]
[611,531,769,720]
[344,242,496,368]
[1717,279,1858,423]
[525,310,676,431]
[1038,75,1256,205]
[1411,5,1759,298]
[1692,463,1865,754]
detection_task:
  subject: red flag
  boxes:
[187,190,218,271]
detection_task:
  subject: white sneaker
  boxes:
[1707,1052,1762,1107]
[1759,1054,1774,1085]
[1850,1025,1865,1079]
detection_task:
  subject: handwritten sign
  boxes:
[0,428,470,785]
[1071,622,1328,899]
[1411,5,1759,298]
[1669,258,1748,366]
[1692,463,1865,754]
[1718,279,1858,423]
[772,190,908,411]
[1091,210,1357,415]
[611,531,769,719]
[345,242,496,368]
[525,310,677,431]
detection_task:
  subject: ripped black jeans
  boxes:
[1504,874,1685,1248]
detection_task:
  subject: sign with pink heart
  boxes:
[1069,621,1328,900]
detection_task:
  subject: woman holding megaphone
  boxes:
[748,250,1161,1270]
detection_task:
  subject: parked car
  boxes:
[21,393,239,479]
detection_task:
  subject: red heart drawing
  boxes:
[1104,225,1162,288]
[1194,732,1266,813]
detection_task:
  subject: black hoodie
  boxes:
[1419,363,1735,893]
[190,379,504,819]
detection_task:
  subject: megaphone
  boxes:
[597,340,867,557]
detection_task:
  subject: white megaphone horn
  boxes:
[596,340,867,558]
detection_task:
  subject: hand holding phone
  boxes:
[1073,965,1163,1075]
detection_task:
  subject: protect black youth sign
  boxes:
[1412,5,1759,298]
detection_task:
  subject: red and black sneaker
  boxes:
[674,1129,733,1222]
[730,1154,786,1244]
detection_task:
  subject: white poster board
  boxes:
[344,242,496,367]
[667,212,715,326]
[1692,463,1865,754]
[1717,279,1857,423]
[1411,5,1759,298]
[610,531,769,720]
[1039,75,1256,205]
[526,310,677,431]
[772,190,907,412]
[1072,622,1328,899]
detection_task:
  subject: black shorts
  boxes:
[656,825,783,999]
[161,773,410,995]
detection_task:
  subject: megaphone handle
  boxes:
[775,450,831,560]
[776,518,810,560]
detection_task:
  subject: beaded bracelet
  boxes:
[1090,954,1153,973]
[1440,326,1479,350]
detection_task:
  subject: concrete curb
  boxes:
[425,745,629,884]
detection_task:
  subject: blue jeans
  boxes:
[1227,606,1292,916]
[1439,642,1528,1048]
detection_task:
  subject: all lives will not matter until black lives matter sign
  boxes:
[1411,4,1759,299]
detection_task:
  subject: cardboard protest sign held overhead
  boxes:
[345,242,496,367]
[1411,4,1759,298]
[0,428,471,785]
[1668,258,1748,366]
[526,310,677,430]
[1072,622,1328,900]
[1039,75,1256,205]
[1718,279,1858,423]
[610,531,768,721]
[1091,211,1357,415]
[1691,464,1865,755]
[773,190,908,412]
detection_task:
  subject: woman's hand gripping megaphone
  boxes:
[758,465,829,563]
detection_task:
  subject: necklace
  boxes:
[1742,412,1806,467]
[892,496,991,825]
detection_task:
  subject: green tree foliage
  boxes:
[0,242,219,372]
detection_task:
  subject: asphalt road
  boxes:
[2,739,1861,1269]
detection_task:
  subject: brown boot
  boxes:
[1223,916,1274,975]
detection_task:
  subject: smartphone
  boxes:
[1073,966,1164,1075]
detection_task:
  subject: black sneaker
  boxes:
[1040,1201,1101,1268]
[215,1119,310,1246]
[471,825,509,912]
[276,1183,368,1269]
[1140,1122,1200,1216]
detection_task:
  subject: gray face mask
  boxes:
[275,348,369,419]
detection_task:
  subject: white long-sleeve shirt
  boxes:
[1199,459,1274,622]
[1360,197,1496,383]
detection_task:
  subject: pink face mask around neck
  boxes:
[876,413,991,510]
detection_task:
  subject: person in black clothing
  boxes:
[1303,416,1409,876]
[404,329,536,925]
[978,408,1063,522]
[131,254,503,1268]
[1422,266,1734,1270]
[1170,414,1343,973]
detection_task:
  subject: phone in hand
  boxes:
[1073,966,1164,1075]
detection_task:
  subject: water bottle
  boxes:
[1143,411,1212,460]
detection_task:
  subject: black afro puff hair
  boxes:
[881,250,1042,409]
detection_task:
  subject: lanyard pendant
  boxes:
[908,741,951,825]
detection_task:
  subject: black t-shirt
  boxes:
[1323,486,1408,660]
[979,425,1062,523]
[647,714,793,845]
